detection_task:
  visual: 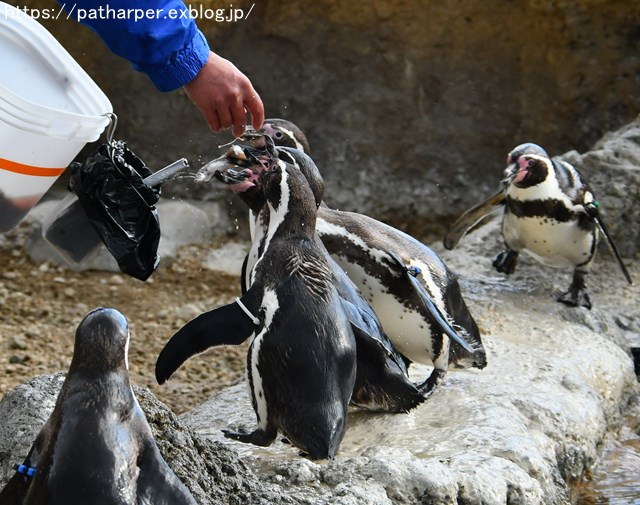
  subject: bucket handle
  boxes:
[103,112,118,146]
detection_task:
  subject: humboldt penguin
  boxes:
[157,158,358,459]
[205,140,435,411]
[444,143,632,309]
[0,308,196,505]
[198,130,486,399]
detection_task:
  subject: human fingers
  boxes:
[244,88,264,131]
[230,99,247,138]
[205,109,222,132]
[217,105,234,133]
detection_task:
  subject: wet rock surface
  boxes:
[179,220,638,504]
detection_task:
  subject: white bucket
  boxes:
[0,1,112,232]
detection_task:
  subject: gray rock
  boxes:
[201,241,248,276]
[155,199,212,257]
[560,116,640,256]
[0,373,66,487]
[178,225,638,505]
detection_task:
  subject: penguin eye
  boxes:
[527,159,536,168]
[274,131,284,139]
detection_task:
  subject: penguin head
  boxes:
[506,143,548,165]
[503,143,549,186]
[506,154,551,188]
[69,307,130,374]
[262,118,311,154]
[276,147,324,208]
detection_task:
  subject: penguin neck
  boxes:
[266,198,317,243]
[238,188,266,214]
[507,171,562,202]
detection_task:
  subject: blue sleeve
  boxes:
[57,0,211,92]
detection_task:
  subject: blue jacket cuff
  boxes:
[139,30,210,92]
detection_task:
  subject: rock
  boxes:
[8,336,27,351]
[179,226,639,504]
[0,373,65,487]
[0,374,305,504]
[201,241,248,276]
[560,117,640,257]
[155,200,212,258]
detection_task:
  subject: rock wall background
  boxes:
[25,0,640,240]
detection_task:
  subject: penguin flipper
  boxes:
[405,273,475,353]
[443,190,505,249]
[0,424,49,504]
[444,278,487,369]
[155,286,261,384]
[0,471,31,504]
[584,202,633,285]
[136,438,197,505]
[384,252,474,353]
[349,325,425,413]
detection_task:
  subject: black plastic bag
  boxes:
[69,140,161,281]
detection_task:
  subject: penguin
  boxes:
[0,308,196,505]
[157,158,358,459]
[206,141,433,412]
[444,143,632,309]
[198,131,486,400]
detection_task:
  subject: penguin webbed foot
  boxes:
[222,427,277,447]
[558,271,592,309]
[492,250,518,274]
[418,368,446,399]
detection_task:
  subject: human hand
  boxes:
[184,51,264,138]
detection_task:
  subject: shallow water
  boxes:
[574,420,640,505]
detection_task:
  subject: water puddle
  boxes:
[573,419,640,505]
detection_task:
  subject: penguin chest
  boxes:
[502,210,595,268]
[332,256,436,365]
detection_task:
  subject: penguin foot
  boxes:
[558,270,592,309]
[492,250,519,274]
[557,288,592,310]
[222,427,277,447]
[418,369,446,399]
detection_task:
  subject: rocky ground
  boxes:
[0,227,248,415]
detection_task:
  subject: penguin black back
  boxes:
[1,308,196,505]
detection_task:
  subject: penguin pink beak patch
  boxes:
[511,157,529,184]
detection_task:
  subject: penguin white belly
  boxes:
[331,256,435,365]
[503,213,594,268]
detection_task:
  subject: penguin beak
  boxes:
[501,163,517,185]
[214,167,254,185]
[502,158,528,186]
[195,145,265,183]
[214,166,261,194]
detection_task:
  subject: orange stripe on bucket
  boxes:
[0,157,66,177]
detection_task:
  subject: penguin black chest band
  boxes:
[235,297,260,325]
